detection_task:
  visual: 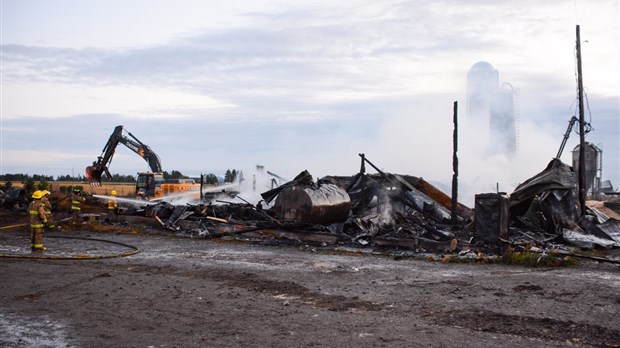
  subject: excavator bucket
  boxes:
[85,164,109,186]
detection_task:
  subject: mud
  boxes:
[1,212,620,347]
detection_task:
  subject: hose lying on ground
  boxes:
[0,234,140,260]
[0,223,28,230]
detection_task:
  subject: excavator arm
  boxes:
[86,125,163,184]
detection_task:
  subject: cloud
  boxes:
[1,0,618,196]
[0,2,539,99]
[1,82,237,120]
[2,1,615,104]
[0,149,95,175]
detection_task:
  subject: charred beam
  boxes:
[451,101,459,225]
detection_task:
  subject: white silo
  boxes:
[467,61,499,143]
[490,83,517,157]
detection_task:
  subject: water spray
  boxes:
[93,183,241,206]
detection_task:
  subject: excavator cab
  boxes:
[136,172,164,199]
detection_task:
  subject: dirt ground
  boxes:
[1,209,619,348]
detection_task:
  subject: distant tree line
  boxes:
[1,170,229,191]
[2,172,136,183]
[163,170,188,180]
[0,174,52,193]
[100,173,136,182]
[159,169,239,184]
[1,173,91,182]
[0,173,54,182]
[224,169,243,183]
[156,170,237,185]
[56,174,86,181]
[0,177,50,193]
[202,173,218,185]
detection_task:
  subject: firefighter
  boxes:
[29,190,48,251]
[40,190,56,230]
[71,187,86,225]
[108,190,118,214]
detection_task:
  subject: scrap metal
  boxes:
[76,154,619,262]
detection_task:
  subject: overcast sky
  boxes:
[1,0,618,203]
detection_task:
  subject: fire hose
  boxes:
[0,224,140,260]
[0,223,29,230]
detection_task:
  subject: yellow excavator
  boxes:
[86,125,199,199]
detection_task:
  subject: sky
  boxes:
[1,0,618,205]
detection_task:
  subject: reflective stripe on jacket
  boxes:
[71,193,85,211]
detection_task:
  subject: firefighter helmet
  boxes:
[42,190,50,196]
[32,190,43,199]
[111,190,117,196]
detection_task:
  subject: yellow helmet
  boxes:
[32,190,43,199]
[111,190,117,196]
[42,190,50,196]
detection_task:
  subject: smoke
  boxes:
[225,85,570,210]
[367,96,561,208]
[221,96,563,209]
[232,168,283,206]
[458,120,560,206]
[89,100,562,211]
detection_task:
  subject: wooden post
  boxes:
[451,101,459,224]
[200,174,204,201]
[360,153,367,213]
[576,25,586,215]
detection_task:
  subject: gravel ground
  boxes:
[1,214,620,347]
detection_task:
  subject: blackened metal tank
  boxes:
[273,184,351,224]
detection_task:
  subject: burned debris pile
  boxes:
[96,154,473,254]
[0,187,29,210]
[99,155,620,263]
[6,154,615,262]
[505,159,620,252]
[106,155,478,254]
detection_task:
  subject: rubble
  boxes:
[562,228,616,249]
[89,154,474,255]
[0,187,28,210]
[8,154,617,265]
[88,154,617,265]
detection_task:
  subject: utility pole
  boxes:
[576,25,586,215]
[359,153,366,213]
[451,101,459,224]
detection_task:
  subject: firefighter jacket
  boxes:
[108,198,118,211]
[29,200,47,228]
[71,193,86,211]
[41,196,52,214]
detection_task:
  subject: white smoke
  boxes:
[365,97,562,208]
[232,167,283,206]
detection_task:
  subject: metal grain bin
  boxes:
[572,142,601,198]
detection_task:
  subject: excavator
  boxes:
[86,125,199,199]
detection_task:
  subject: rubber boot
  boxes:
[31,244,48,252]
